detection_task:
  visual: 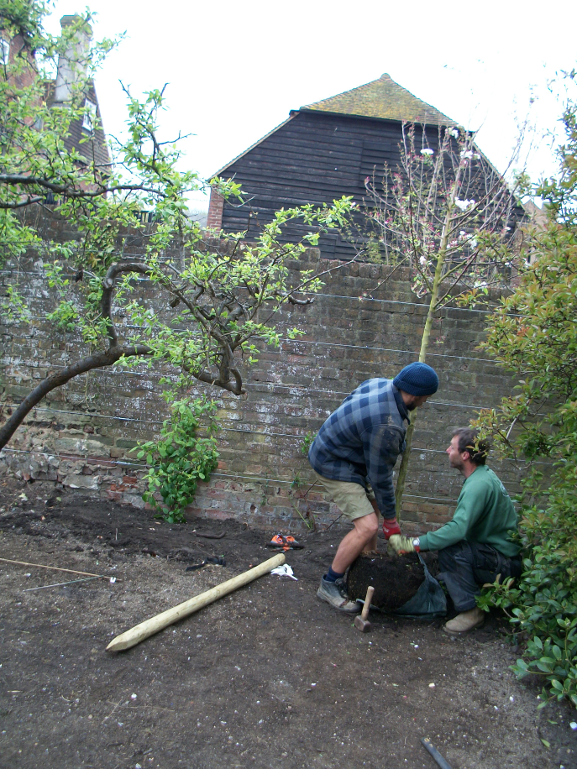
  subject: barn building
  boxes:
[207,74,463,260]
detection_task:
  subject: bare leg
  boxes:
[361,500,380,553]
[331,512,379,573]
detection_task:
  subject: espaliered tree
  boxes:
[362,123,524,512]
[0,0,354,451]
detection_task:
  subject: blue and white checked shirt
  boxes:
[308,378,408,519]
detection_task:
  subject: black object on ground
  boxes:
[348,552,445,617]
[421,737,454,769]
[347,552,427,611]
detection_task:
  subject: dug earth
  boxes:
[0,477,575,769]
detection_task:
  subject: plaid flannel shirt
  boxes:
[308,378,408,519]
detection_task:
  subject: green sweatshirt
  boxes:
[419,466,520,558]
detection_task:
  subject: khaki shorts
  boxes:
[313,471,377,522]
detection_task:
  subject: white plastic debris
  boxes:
[271,564,297,580]
[570,721,577,731]
[109,577,116,584]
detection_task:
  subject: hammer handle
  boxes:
[361,585,374,620]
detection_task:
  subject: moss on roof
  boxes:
[301,73,456,126]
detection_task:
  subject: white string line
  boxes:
[0,447,462,505]
[279,339,497,363]
[0,402,464,445]
[0,269,504,314]
[0,446,142,467]
[304,292,504,314]
[0,444,538,481]
[0,402,462,448]
[0,354,500,406]
[0,374,496,409]
[0,328,497,363]
[0,396,495,445]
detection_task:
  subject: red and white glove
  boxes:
[382,517,402,539]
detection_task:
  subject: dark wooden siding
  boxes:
[220,112,419,259]
[219,112,521,260]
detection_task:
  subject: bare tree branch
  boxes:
[0,344,152,449]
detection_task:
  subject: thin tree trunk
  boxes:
[0,345,151,450]
[394,267,442,514]
[394,197,460,516]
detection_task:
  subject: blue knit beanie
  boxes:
[393,362,439,396]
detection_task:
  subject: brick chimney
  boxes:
[207,190,224,231]
[53,15,92,103]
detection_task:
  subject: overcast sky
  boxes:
[47,0,577,210]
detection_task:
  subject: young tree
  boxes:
[362,124,524,511]
[0,1,354,450]
[474,74,577,706]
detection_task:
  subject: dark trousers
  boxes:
[437,541,522,613]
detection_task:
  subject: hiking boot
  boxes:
[317,577,361,614]
[443,607,485,636]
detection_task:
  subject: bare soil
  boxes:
[347,552,435,611]
[0,476,576,769]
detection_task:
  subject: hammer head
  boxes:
[354,615,372,633]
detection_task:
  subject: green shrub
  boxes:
[135,397,219,523]
[475,72,577,708]
[479,544,577,707]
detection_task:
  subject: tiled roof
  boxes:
[301,73,457,126]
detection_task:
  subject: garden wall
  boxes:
[0,206,521,534]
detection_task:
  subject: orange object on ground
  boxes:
[268,535,303,551]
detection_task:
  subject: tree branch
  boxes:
[0,344,152,450]
[0,174,167,204]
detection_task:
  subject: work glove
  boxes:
[382,517,401,539]
[389,534,420,555]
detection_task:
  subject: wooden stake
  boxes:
[106,552,286,652]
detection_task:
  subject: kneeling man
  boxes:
[390,428,522,635]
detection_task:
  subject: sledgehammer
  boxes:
[354,585,375,632]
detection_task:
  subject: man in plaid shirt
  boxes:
[308,362,439,613]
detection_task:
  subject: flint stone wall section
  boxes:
[0,207,519,534]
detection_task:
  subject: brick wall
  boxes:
[0,206,521,534]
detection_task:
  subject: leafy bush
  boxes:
[476,228,577,707]
[475,73,577,708]
[135,397,219,523]
[478,549,577,707]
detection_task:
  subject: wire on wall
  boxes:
[0,446,462,506]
